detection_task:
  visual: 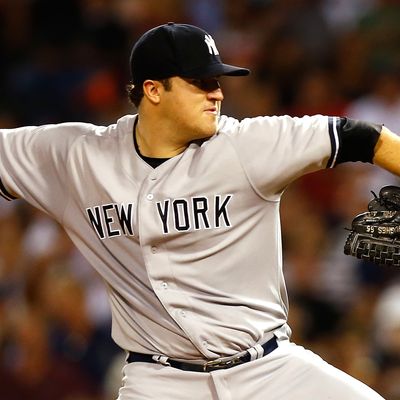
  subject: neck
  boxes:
[135,115,189,158]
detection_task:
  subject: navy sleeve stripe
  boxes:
[0,177,17,201]
[327,116,339,168]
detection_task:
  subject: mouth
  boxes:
[204,106,218,115]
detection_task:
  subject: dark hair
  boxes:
[126,78,172,108]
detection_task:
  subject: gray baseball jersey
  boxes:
[0,114,339,360]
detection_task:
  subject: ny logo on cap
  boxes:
[204,34,219,56]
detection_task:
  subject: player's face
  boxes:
[161,76,224,141]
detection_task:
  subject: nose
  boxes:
[208,86,224,102]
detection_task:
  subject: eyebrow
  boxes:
[185,78,221,92]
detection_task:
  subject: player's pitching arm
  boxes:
[373,126,400,176]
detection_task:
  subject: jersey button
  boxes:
[161,282,168,289]
[151,246,157,253]
[146,194,154,200]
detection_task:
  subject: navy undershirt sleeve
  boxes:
[335,118,381,164]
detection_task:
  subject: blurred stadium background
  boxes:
[1,0,400,399]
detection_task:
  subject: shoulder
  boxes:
[0,115,136,163]
[10,114,135,139]
[217,114,329,138]
[38,114,136,147]
[49,114,135,140]
[217,115,240,135]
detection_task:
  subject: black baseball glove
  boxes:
[344,185,400,267]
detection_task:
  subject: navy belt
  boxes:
[127,336,278,373]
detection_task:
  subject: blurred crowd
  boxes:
[1,0,400,399]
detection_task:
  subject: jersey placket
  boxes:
[136,170,209,357]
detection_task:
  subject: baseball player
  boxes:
[1,22,399,399]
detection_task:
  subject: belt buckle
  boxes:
[203,356,243,372]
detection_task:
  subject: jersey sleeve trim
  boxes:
[0,177,17,201]
[327,116,340,168]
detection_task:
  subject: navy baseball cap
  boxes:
[130,22,250,84]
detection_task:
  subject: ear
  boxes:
[142,80,163,104]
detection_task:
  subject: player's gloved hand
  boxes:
[344,185,400,267]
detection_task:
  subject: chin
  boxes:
[190,120,217,141]
[206,120,218,135]
[201,127,217,139]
